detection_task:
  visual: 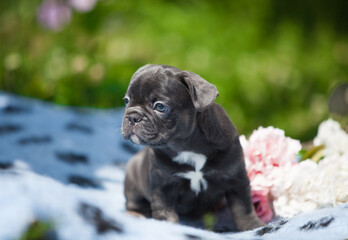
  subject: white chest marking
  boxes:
[173,151,208,195]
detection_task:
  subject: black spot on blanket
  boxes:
[18,136,52,145]
[68,175,102,189]
[185,233,202,240]
[78,202,123,234]
[319,217,335,228]
[0,162,13,169]
[0,124,23,135]
[65,122,93,134]
[1,105,31,114]
[300,216,335,231]
[278,219,288,226]
[256,219,288,236]
[255,226,275,236]
[55,152,88,164]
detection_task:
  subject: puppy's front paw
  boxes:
[126,211,146,218]
[152,210,179,223]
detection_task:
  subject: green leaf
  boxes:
[301,144,325,163]
[19,220,54,240]
[202,212,215,231]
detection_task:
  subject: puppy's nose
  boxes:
[128,113,143,125]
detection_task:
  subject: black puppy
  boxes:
[121,64,263,231]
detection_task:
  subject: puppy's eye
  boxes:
[123,97,130,105]
[154,102,168,113]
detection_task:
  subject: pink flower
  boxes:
[37,0,72,31]
[37,0,98,31]
[251,188,274,223]
[240,126,301,191]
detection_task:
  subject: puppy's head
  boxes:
[121,64,218,147]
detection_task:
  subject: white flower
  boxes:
[69,0,97,12]
[273,153,348,217]
[273,119,348,217]
[314,118,348,157]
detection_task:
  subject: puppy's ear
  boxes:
[179,71,219,112]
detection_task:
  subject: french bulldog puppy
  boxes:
[121,64,263,231]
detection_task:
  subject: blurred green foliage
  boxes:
[1,0,347,140]
[19,221,54,240]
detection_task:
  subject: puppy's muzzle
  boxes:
[126,108,144,125]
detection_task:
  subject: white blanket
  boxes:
[0,92,347,240]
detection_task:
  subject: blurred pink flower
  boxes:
[69,0,97,12]
[240,126,301,190]
[37,0,72,31]
[252,188,274,223]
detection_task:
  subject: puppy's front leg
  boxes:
[151,189,179,223]
[226,181,264,231]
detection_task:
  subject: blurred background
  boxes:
[0,0,347,141]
